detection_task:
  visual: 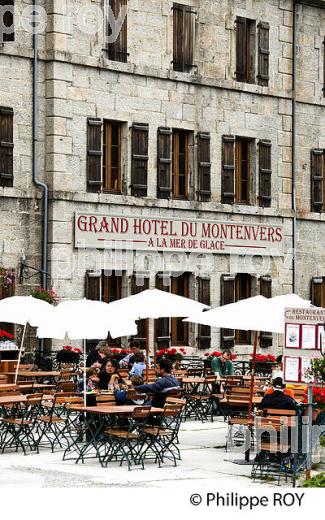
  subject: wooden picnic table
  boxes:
[69,404,163,415]
[182,377,205,384]
[3,371,61,378]
[219,396,262,406]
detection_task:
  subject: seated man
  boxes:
[119,340,141,368]
[260,377,297,410]
[129,352,146,377]
[133,358,180,408]
[211,350,234,377]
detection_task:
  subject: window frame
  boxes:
[235,273,251,345]
[171,273,189,345]
[103,120,122,193]
[235,137,251,204]
[172,129,189,199]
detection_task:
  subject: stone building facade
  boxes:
[1,0,325,356]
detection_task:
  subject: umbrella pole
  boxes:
[145,319,149,383]
[248,330,258,418]
[83,339,87,407]
[15,323,27,384]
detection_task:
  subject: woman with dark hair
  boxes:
[98,358,122,390]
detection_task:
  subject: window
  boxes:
[311,149,325,212]
[155,274,171,348]
[103,121,122,192]
[236,17,270,86]
[236,17,256,84]
[106,0,128,63]
[221,135,255,205]
[259,276,272,348]
[131,123,149,197]
[172,3,196,73]
[171,273,189,345]
[0,106,14,188]
[197,277,211,350]
[0,0,14,43]
[86,118,124,194]
[0,268,15,335]
[172,129,189,199]
[131,275,149,349]
[235,274,251,344]
[197,132,211,202]
[220,274,253,348]
[236,138,251,204]
[311,277,325,307]
[86,270,123,345]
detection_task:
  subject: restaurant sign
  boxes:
[74,213,284,256]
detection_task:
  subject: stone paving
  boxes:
[0,418,281,488]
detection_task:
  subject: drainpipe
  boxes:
[292,0,298,293]
[32,2,49,290]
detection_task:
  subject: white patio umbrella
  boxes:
[0,296,54,383]
[107,288,210,379]
[185,293,311,415]
[36,299,138,405]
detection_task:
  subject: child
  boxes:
[78,367,100,393]
[114,375,146,405]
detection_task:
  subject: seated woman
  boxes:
[98,358,122,390]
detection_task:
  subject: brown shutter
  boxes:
[220,275,235,349]
[85,271,101,301]
[0,0,14,43]
[131,275,149,349]
[0,270,15,335]
[173,3,195,73]
[0,107,14,187]
[87,118,102,193]
[155,274,171,348]
[131,123,149,197]
[157,127,172,199]
[236,17,246,82]
[107,0,128,62]
[197,277,211,350]
[197,132,211,202]
[222,135,235,204]
[311,277,323,307]
[257,22,270,86]
[311,149,324,212]
[259,276,272,347]
[259,139,272,207]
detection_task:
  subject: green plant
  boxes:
[310,356,325,383]
[301,472,325,487]
[31,286,59,305]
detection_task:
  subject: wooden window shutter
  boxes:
[0,0,14,43]
[221,135,235,204]
[87,118,102,193]
[85,271,101,301]
[311,149,324,212]
[155,274,171,348]
[173,3,195,73]
[259,139,272,207]
[157,127,172,199]
[257,22,270,86]
[259,276,272,347]
[131,123,149,197]
[131,275,149,348]
[197,277,211,350]
[236,17,247,82]
[311,277,323,307]
[107,0,128,63]
[220,275,235,349]
[0,107,14,187]
[197,132,211,202]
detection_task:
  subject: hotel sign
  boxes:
[74,213,284,256]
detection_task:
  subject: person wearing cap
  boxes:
[260,377,297,410]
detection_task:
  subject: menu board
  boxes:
[285,323,300,348]
[284,356,300,383]
[301,325,317,350]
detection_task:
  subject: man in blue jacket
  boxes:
[133,358,180,408]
